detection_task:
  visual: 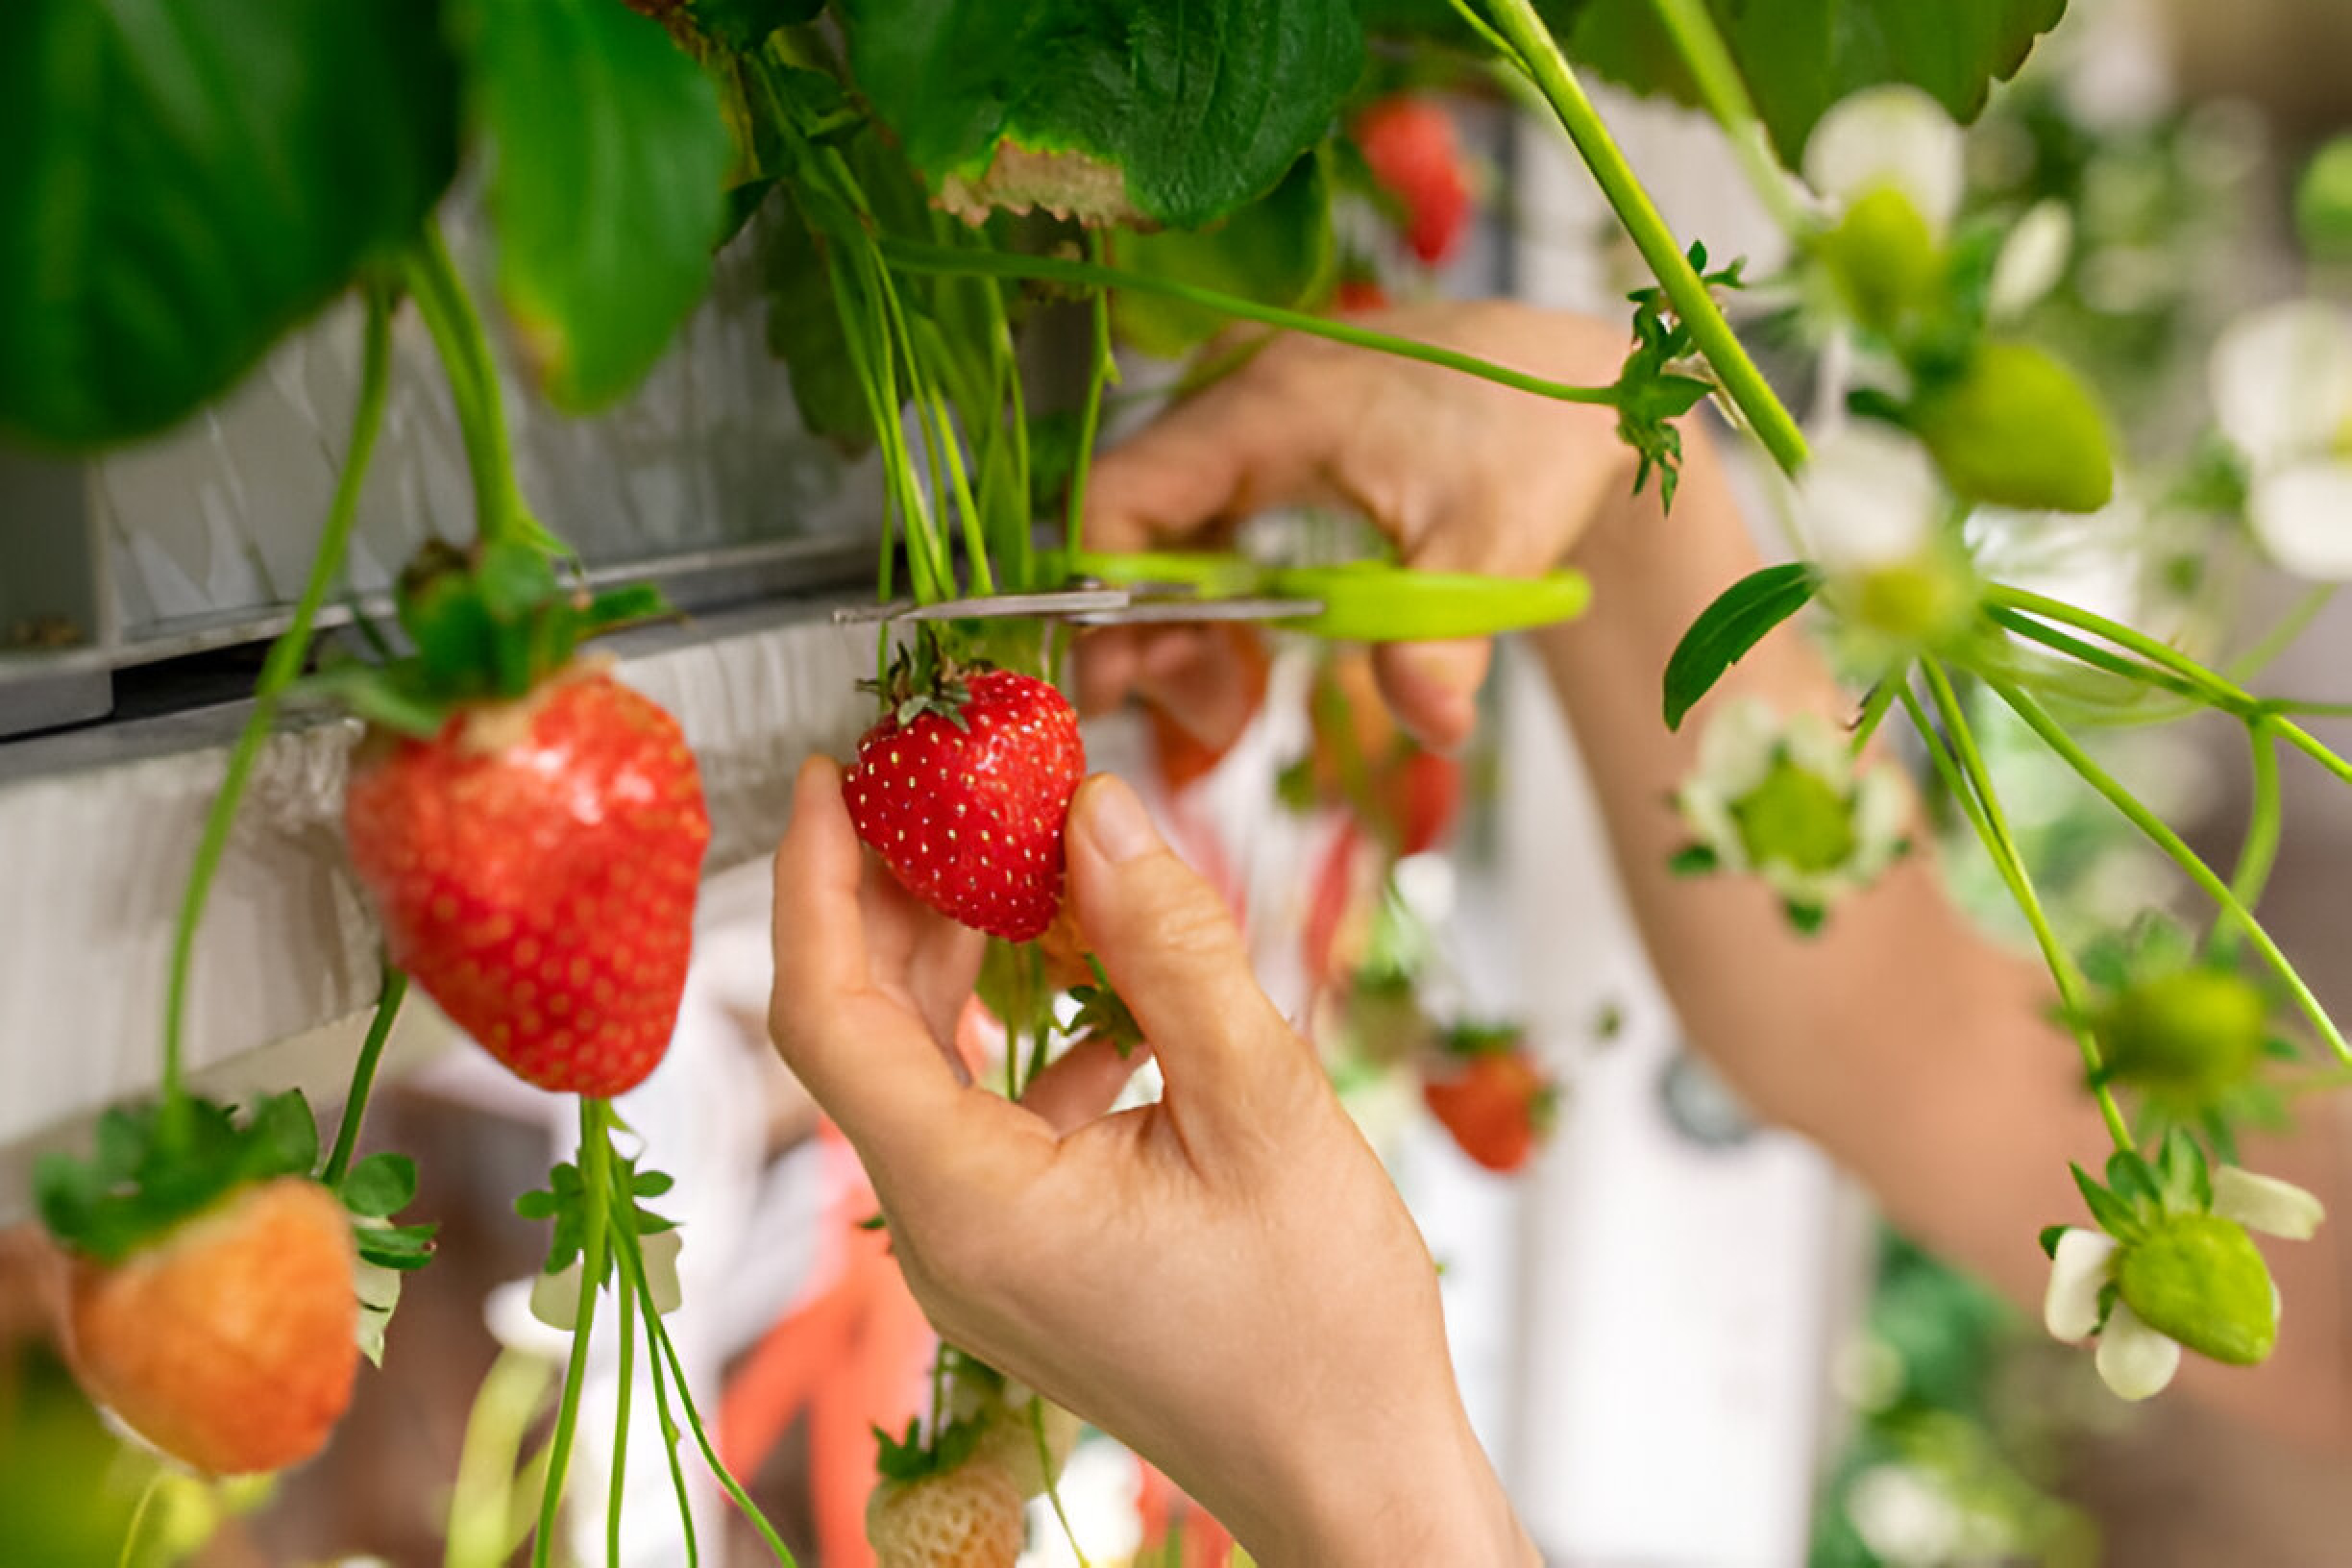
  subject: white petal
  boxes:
[1780,710,1852,780]
[1803,86,1965,231]
[1676,787,1750,871]
[641,1226,685,1316]
[1850,768,1911,860]
[2044,1228,2117,1341]
[528,1261,583,1332]
[1800,425,1944,572]
[1696,698,1782,798]
[1988,200,2073,321]
[2248,461,2352,579]
[2095,1303,2183,1401]
[2212,1166,2326,1240]
[2209,301,2352,469]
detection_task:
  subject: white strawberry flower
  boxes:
[1803,85,1966,233]
[1987,199,2074,322]
[1674,698,1909,929]
[2044,1164,2323,1400]
[2208,300,2352,577]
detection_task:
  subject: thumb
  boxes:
[1064,775,1310,1118]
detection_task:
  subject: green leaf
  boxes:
[1111,152,1335,359]
[0,0,460,447]
[1566,0,2067,167]
[2070,1162,2139,1241]
[837,0,1362,228]
[761,189,880,448]
[1661,563,1818,731]
[470,0,735,409]
[340,1152,420,1218]
[1667,844,1721,876]
[631,1170,676,1198]
[242,1090,322,1179]
[685,0,822,52]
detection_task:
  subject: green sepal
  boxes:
[2152,1127,2213,1214]
[2038,1224,2070,1259]
[872,1414,985,1483]
[517,1151,679,1283]
[2104,1148,2163,1212]
[1069,956,1144,1060]
[2070,1161,2142,1243]
[300,539,679,735]
[1781,900,1827,936]
[36,1091,323,1264]
[1439,1020,1527,1060]
[1667,843,1722,876]
[1616,244,1747,507]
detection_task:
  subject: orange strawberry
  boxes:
[63,1176,358,1475]
[845,654,1085,943]
[345,662,710,1097]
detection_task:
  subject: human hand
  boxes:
[1079,302,1640,752]
[769,759,1533,1566]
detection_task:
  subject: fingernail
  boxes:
[1080,775,1160,864]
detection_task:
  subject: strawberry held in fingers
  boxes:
[329,541,708,1097]
[845,647,1085,942]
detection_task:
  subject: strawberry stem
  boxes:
[1066,229,1115,565]
[320,963,408,1187]
[608,1249,637,1566]
[638,1280,702,1568]
[160,282,397,1135]
[404,223,567,558]
[1035,1396,1091,1566]
[617,1213,800,1563]
[533,1096,613,1568]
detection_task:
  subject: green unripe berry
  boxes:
[2097,968,2269,1100]
[2116,1213,2277,1366]
[1913,342,2115,514]
[1729,758,1855,874]
[1818,185,1945,334]
[2295,135,2352,263]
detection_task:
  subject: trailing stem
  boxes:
[160,285,397,1134]
[1906,665,2135,1149]
[320,964,409,1186]
[1477,0,1811,475]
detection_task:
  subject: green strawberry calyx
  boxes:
[302,538,675,739]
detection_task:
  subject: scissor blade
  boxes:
[831,589,1136,626]
[1067,597,1322,625]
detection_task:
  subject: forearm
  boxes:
[1529,422,2352,1448]
[1529,422,2102,1310]
[1237,1407,1537,1568]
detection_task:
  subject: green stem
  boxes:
[2215,723,2283,965]
[115,1471,164,1568]
[2226,583,2335,681]
[877,239,1619,409]
[1985,583,2247,708]
[637,1287,700,1568]
[1913,663,2135,1149]
[1984,605,2214,707]
[851,248,954,602]
[1647,0,1811,233]
[622,1226,798,1564]
[407,226,559,555]
[160,285,396,1130]
[1850,672,1902,755]
[534,1098,614,1568]
[1066,233,1115,563]
[607,1251,636,1568]
[1035,1397,1089,1566]
[1480,0,1810,476]
[320,965,409,1186]
[1985,675,2352,1066]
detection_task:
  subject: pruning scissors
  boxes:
[833,551,1591,642]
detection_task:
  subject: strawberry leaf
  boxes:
[339,1152,419,1219]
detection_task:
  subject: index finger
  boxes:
[1083,349,1367,551]
[769,757,973,1163]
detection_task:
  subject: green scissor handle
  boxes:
[1066,550,1592,641]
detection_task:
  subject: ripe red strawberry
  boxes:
[1389,747,1462,857]
[844,662,1085,942]
[345,662,710,1097]
[1355,96,1473,266]
[1422,1032,1556,1174]
[867,1457,1028,1568]
[64,1176,358,1475]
